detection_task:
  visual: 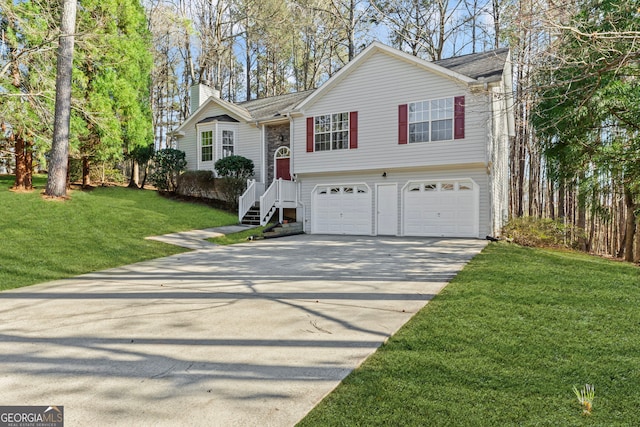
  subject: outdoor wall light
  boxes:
[382,171,387,177]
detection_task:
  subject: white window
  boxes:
[222,130,234,158]
[315,112,349,151]
[201,130,213,162]
[409,97,453,143]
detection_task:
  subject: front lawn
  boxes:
[0,175,238,290]
[299,243,640,426]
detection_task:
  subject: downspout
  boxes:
[195,124,200,171]
[287,112,304,230]
[285,112,294,180]
[214,122,219,170]
[258,121,266,184]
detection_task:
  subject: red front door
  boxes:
[276,157,291,180]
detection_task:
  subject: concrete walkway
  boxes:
[0,233,486,426]
[146,225,257,250]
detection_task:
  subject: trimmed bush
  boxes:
[214,155,254,179]
[177,170,217,198]
[215,155,254,208]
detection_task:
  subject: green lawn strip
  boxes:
[298,243,640,426]
[0,175,237,290]
[207,226,265,245]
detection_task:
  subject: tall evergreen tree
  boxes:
[0,0,59,190]
[72,0,153,188]
[533,0,640,261]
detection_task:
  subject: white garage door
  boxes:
[312,184,372,235]
[403,180,478,237]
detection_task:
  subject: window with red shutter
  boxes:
[306,112,355,151]
[349,111,358,149]
[306,117,314,152]
[401,97,463,143]
[454,96,465,140]
[398,104,408,144]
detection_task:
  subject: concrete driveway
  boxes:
[0,234,486,426]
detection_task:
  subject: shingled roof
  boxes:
[238,89,316,122]
[435,47,510,83]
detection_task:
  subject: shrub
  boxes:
[502,217,585,249]
[214,155,254,179]
[149,148,187,192]
[214,155,254,208]
[177,170,216,198]
[216,178,248,209]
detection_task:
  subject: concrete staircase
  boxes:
[241,203,261,226]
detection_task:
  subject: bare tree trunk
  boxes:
[623,187,636,262]
[128,160,139,188]
[348,0,355,61]
[82,156,91,188]
[558,180,566,219]
[635,220,640,263]
[617,189,626,258]
[492,0,501,49]
[13,134,26,189]
[46,0,77,198]
[577,193,587,251]
[24,138,33,189]
[548,179,555,219]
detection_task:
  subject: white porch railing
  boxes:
[259,179,298,225]
[238,179,265,223]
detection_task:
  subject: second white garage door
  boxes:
[312,184,372,235]
[403,179,479,237]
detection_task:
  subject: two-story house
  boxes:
[171,42,514,238]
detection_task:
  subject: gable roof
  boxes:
[434,47,510,83]
[295,42,508,112]
[171,95,253,135]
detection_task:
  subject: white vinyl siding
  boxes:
[175,103,261,179]
[293,50,489,174]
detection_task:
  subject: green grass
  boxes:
[0,175,238,290]
[299,243,640,426]
[208,226,265,245]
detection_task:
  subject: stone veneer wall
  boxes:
[265,123,290,184]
